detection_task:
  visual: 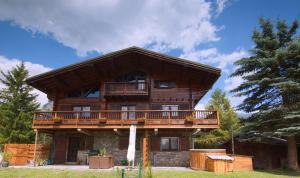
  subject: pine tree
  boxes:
[0,63,39,144]
[195,89,240,148]
[231,18,300,170]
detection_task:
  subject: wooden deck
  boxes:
[33,110,219,129]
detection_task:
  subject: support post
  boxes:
[33,129,38,166]
[143,130,149,168]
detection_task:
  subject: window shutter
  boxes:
[119,137,129,150]
[151,137,160,151]
[180,137,190,151]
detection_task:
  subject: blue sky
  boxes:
[0,0,299,108]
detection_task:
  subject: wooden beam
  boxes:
[33,129,38,167]
[33,124,220,129]
[72,70,86,83]
[90,63,102,78]
[143,130,149,168]
[77,128,93,136]
[53,75,68,88]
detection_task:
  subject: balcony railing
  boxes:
[104,82,149,96]
[33,110,219,127]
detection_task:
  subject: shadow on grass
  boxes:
[255,169,300,177]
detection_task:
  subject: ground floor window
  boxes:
[160,137,179,151]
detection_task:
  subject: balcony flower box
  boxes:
[53,117,62,124]
[193,119,217,125]
[99,118,107,123]
[171,119,185,125]
[185,115,194,124]
[106,119,122,125]
[137,117,145,123]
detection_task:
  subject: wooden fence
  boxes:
[4,144,50,165]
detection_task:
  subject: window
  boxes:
[121,106,136,119]
[160,137,179,151]
[154,80,176,89]
[82,87,100,98]
[162,105,179,117]
[73,106,91,118]
[66,86,100,98]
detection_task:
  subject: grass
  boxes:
[0,168,299,178]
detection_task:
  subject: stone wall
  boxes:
[93,131,142,165]
[151,151,189,167]
[93,131,191,167]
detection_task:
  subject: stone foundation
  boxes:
[93,131,191,167]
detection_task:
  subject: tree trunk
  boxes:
[287,135,298,170]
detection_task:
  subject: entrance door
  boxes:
[67,137,81,162]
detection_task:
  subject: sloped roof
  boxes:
[27,46,221,83]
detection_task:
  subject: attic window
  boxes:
[65,86,100,98]
[154,80,176,89]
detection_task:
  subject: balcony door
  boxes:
[121,106,136,120]
[73,106,91,118]
[162,105,179,117]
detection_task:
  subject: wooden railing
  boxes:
[33,110,219,127]
[104,82,149,96]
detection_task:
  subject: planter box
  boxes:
[193,119,218,125]
[171,119,185,125]
[89,156,114,169]
[146,119,169,125]
[33,120,55,125]
[106,119,122,125]
[78,119,99,125]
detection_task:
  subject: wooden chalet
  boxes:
[27,46,221,167]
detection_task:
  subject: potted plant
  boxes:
[121,159,128,166]
[89,148,114,169]
[99,117,107,123]
[53,117,62,123]
[137,117,145,123]
[185,115,194,123]
[2,152,12,167]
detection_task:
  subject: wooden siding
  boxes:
[4,144,50,165]
[189,149,226,170]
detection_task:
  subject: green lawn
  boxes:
[0,168,299,178]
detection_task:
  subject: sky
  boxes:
[0,0,299,110]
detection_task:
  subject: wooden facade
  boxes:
[27,47,221,165]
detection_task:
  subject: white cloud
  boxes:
[0,55,52,106]
[180,47,249,73]
[0,0,221,56]
[180,48,249,108]
[216,0,229,16]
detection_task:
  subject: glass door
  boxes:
[121,106,136,119]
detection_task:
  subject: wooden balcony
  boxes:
[104,82,149,97]
[33,110,219,129]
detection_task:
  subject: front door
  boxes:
[67,137,81,162]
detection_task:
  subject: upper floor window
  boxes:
[154,80,176,89]
[162,105,179,117]
[65,86,100,98]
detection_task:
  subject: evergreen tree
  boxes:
[0,63,39,144]
[231,18,300,170]
[195,89,240,147]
